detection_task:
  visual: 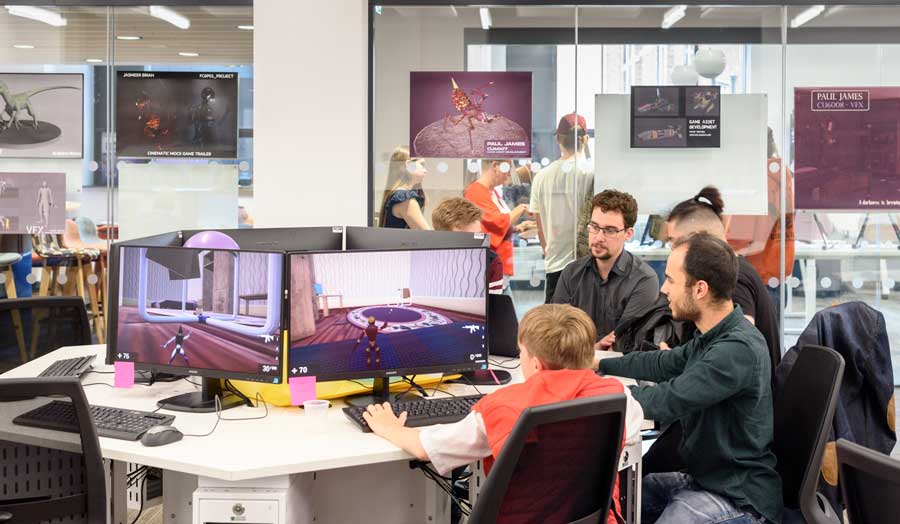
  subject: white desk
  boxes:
[0,345,643,524]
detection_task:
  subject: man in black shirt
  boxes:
[666,187,780,374]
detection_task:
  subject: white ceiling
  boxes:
[0,6,253,66]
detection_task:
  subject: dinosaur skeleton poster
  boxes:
[116,71,238,159]
[410,72,532,158]
[631,86,721,148]
[0,172,65,234]
[0,73,83,159]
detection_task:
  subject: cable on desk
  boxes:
[488,357,520,370]
[451,373,484,396]
[347,379,371,390]
[180,392,270,439]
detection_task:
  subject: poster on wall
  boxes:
[631,86,720,148]
[794,87,900,210]
[409,71,532,159]
[0,172,66,234]
[0,73,83,159]
[116,71,238,159]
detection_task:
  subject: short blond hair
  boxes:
[432,197,482,231]
[518,304,595,370]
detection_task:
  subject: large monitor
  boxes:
[286,247,489,403]
[183,226,344,252]
[345,226,487,251]
[109,245,284,412]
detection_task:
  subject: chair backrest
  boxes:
[62,219,82,249]
[0,297,91,373]
[837,439,900,524]
[488,294,519,358]
[0,377,107,523]
[75,216,102,245]
[468,394,626,524]
[401,287,411,299]
[773,344,845,518]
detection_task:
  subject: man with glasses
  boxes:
[552,189,659,349]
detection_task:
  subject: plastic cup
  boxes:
[303,399,330,431]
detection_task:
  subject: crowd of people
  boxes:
[372,113,789,523]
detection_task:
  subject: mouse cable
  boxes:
[488,357,520,370]
[129,474,149,524]
[181,392,270,439]
[453,374,484,396]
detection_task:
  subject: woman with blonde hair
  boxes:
[379,146,430,229]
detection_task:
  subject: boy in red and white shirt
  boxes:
[364,303,644,523]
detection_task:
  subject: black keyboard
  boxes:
[344,394,484,433]
[13,400,175,441]
[38,355,97,378]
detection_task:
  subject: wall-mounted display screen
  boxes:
[631,85,720,149]
[116,71,238,159]
[0,73,83,159]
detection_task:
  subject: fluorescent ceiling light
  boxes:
[237,24,254,30]
[117,35,142,41]
[149,5,190,30]
[790,5,825,28]
[479,7,492,30]
[178,51,199,57]
[5,5,67,27]
[661,5,687,30]
[12,44,34,49]
[86,58,103,63]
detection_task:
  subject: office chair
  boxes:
[467,394,626,524]
[0,377,107,523]
[773,344,844,524]
[837,438,900,524]
[0,297,92,373]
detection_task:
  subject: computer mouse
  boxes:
[140,425,183,447]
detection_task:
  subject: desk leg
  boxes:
[163,470,198,524]
[622,462,643,524]
[109,459,128,524]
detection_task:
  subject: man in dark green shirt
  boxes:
[599,232,782,524]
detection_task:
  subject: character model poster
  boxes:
[0,73,83,159]
[410,71,532,158]
[116,71,238,159]
[794,87,900,210]
[0,172,65,234]
[631,86,720,148]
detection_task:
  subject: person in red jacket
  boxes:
[364,303,644,524]
[464,159,530,277]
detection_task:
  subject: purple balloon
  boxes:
[184,230,239,250]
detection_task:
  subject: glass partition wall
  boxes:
[371,3,900,383]
[0,5,252,351]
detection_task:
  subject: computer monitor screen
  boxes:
[287,247,488,380]
[112,245,283,384]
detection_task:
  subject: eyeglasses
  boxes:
[586,223,626,236]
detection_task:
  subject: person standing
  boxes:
[379,146,430,230]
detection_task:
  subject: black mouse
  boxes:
[140,425,183,446]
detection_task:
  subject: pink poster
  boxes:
[409,72,532,159]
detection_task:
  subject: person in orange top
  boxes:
[464,159,529,276]
[363,303,644,524]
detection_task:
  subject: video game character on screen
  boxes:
[115,246,282,380]
[354,316,389,368]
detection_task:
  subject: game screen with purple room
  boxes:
[287,248,488,378]
[115,246,282,382]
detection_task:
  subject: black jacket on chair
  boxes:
[774,301,897,519]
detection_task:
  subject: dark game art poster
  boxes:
[0,73,83,159]
[116,71,238,159]
[0,172,66,234]
[631,85,720,148]
[410,71,532,159]
[794,87,900,210]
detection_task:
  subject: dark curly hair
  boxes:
[591,190,639,229]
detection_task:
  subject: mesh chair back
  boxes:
[468,394,626,524]
[0,377,106,523]
[773,344,844,517]
[837,439,900,524]
[0,297,91,373]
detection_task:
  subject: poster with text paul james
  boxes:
[409,72,532,159]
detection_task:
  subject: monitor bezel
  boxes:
[285,246,490,382]
[107,243,286,384]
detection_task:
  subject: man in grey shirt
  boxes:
[552,190,659,349]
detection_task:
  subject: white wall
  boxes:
[252,0,368,227]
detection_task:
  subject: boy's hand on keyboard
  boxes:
[363,402,408,436]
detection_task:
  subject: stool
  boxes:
[0,252,27,362]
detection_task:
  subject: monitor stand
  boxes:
[156,377,245,413]
[455,369,512,386]
[343,377,418,408]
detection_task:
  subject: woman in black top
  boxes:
[379,146,430,229]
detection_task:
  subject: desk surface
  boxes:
[0,345,640,482]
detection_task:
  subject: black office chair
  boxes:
[773,344,844,524]
[836,438,900,524]
[0,297,92,373]
[467,394,626,524]
[0,377,106,523]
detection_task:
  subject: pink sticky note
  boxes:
[114,361,134,388]
[289,376,317,406]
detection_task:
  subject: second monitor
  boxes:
[287,247,489,401]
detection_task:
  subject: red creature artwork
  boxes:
[443,78,499,150]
